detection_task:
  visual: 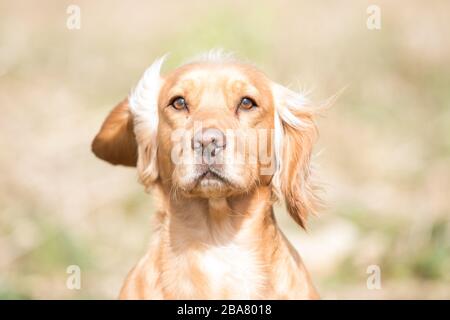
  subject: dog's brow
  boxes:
[171,79,197,93]
[230,80,259,95]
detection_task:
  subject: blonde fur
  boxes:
[92,51,322,299]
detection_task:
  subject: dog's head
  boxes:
[92,52,319,227]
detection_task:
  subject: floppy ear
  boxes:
[128,56,166,187]
[91,99,138,167]
[272,83,320,229]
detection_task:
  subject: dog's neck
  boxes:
[153,184,277,247]
[136,184,318,299]
[144,185,285,298]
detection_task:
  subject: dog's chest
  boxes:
[202,245,264,296]
[168,243,266,299]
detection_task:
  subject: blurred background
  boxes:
[0,0,449,299]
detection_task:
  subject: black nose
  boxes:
[191,128,226,157]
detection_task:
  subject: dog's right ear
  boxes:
[91,99,138,167]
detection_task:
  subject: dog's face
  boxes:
[157,63,274,198]
[92,54,319,227]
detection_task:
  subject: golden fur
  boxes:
[92,54,320,299]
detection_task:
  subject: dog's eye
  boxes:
[238,97,257,111]
[170,97,187,111]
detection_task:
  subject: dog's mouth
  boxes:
[198,167,226,183]
[192,166,236,190]
[177,164,246,197]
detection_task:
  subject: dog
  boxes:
[92,51,321,299]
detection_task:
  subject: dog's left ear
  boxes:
[91,99,138,167]
[272,83,320,229]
